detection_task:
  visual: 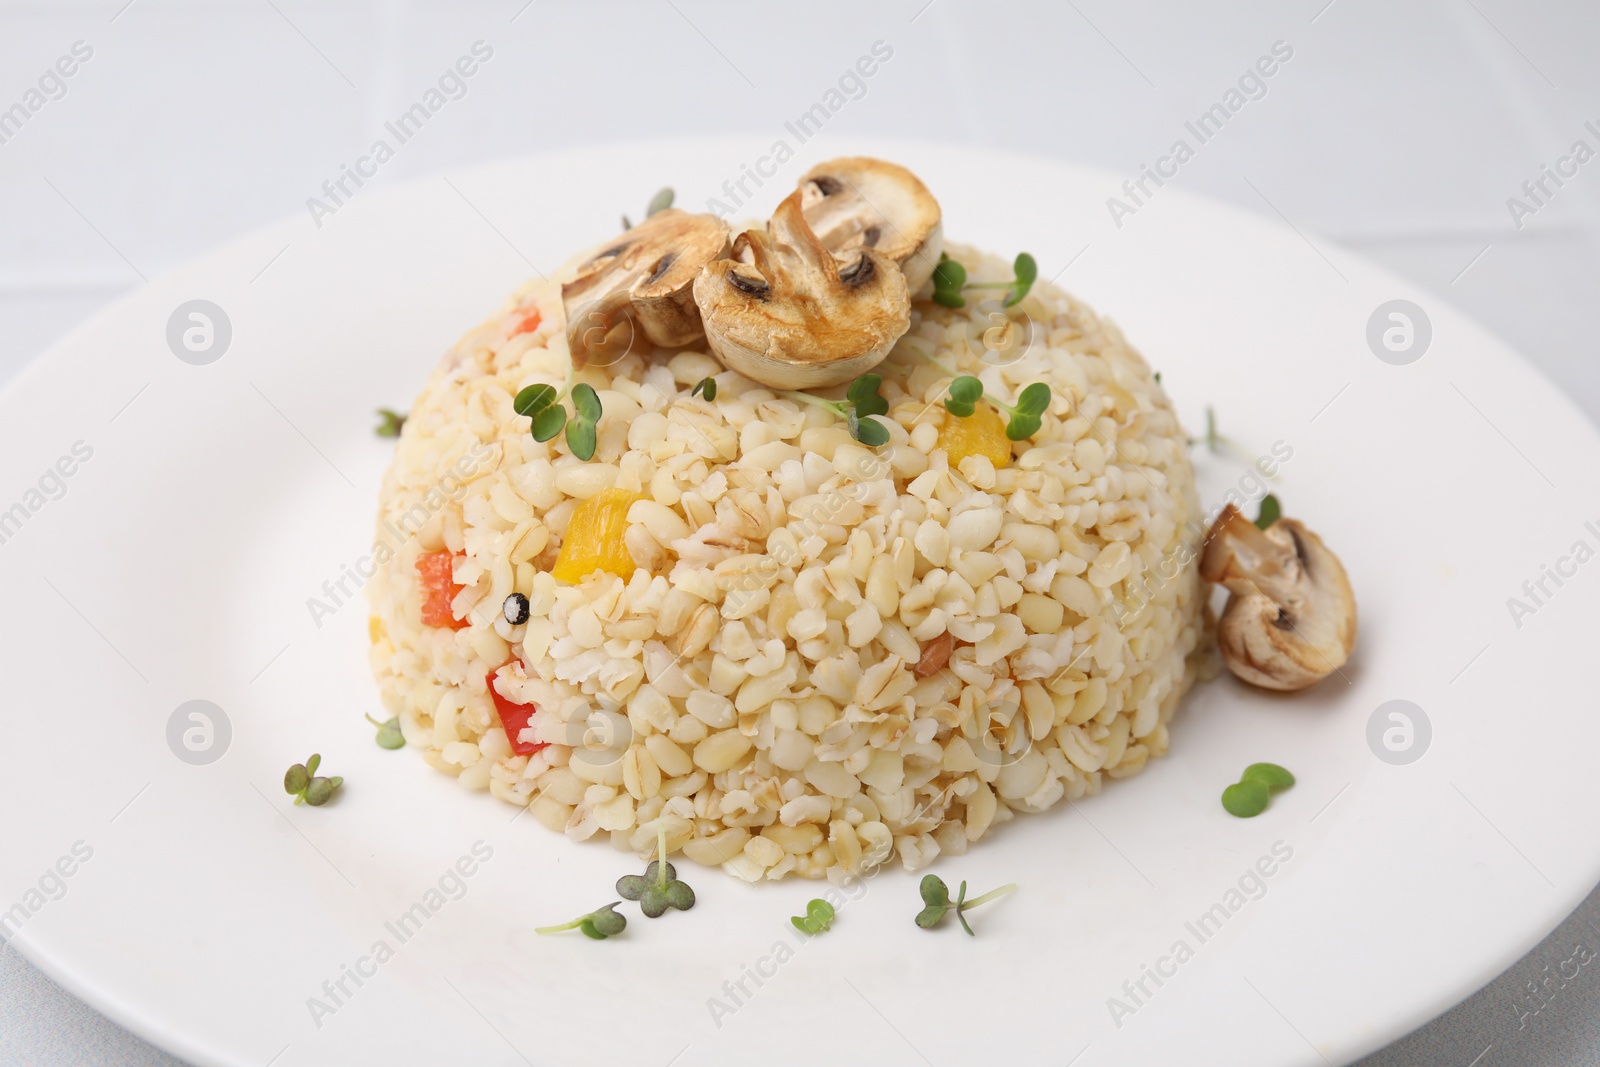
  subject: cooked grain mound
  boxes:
[367,243,1205,882]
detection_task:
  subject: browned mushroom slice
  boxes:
[799,157,944,293]
[691,190,911,390]
[561,210,731,363]
[1200,504,1357,691]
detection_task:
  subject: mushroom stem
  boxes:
[1201,504,1300,605]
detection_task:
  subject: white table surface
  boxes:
[3,1,1599,1064]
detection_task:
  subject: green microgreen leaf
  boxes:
[932,255,967,308]
[1004,414,1042,441]
[303,776,342,806]
[1242,762,1295,790]
[915,875,950,927]
[284,762,309,796]
[1255,494,1281,530]
[365,713,404,750]
[571,383,602,423]
[1221,779,1270,818]
[1014,382,1051,417]
[846,374,888,418]
[1004,252,1038,307]
[646,187,674,217]
[944,375,984,417]
[638,886,671,918]
[852,415,890,448]
[790,898,836,934]
[566,419,597,461]
[514,383,558,418]
[374,408,407,438]
[691,377,717,401]
[531,405,568,442]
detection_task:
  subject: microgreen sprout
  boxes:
[691,377,718,401]
[616,827,695,918]
[515,379,605,461]
[283,754,343,806]
[621,187,675,230]
[374,408,407,438]
[1187,407,1274,475]
[780,373,891,447]
[364,714,404,750]
[1221,762,1295,818]
[943,376,1051,441]
[931,252,1038,309]
[913,874,1016,935]
[536,902,627,940]
[790,899,836,935]
[1254,493,1281,530]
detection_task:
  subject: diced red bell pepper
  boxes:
[416,551,469,630]
[509,308,542,337]
[487,663,546,756]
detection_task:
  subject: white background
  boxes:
[2,0,1598,1064]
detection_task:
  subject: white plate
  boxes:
[3,137,1596,1067]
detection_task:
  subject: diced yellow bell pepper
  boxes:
[552,488,641,584]
[936,404,1012,470]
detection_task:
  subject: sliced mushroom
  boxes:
[1200,504,1357,691]
[561,209,730,363]
[692,189,910,390]
[799,157,944,293]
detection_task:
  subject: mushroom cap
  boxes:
[799,157,944,294]
[692,189,911,390]
[1201,504,1357,692]
[561,209,731,362]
